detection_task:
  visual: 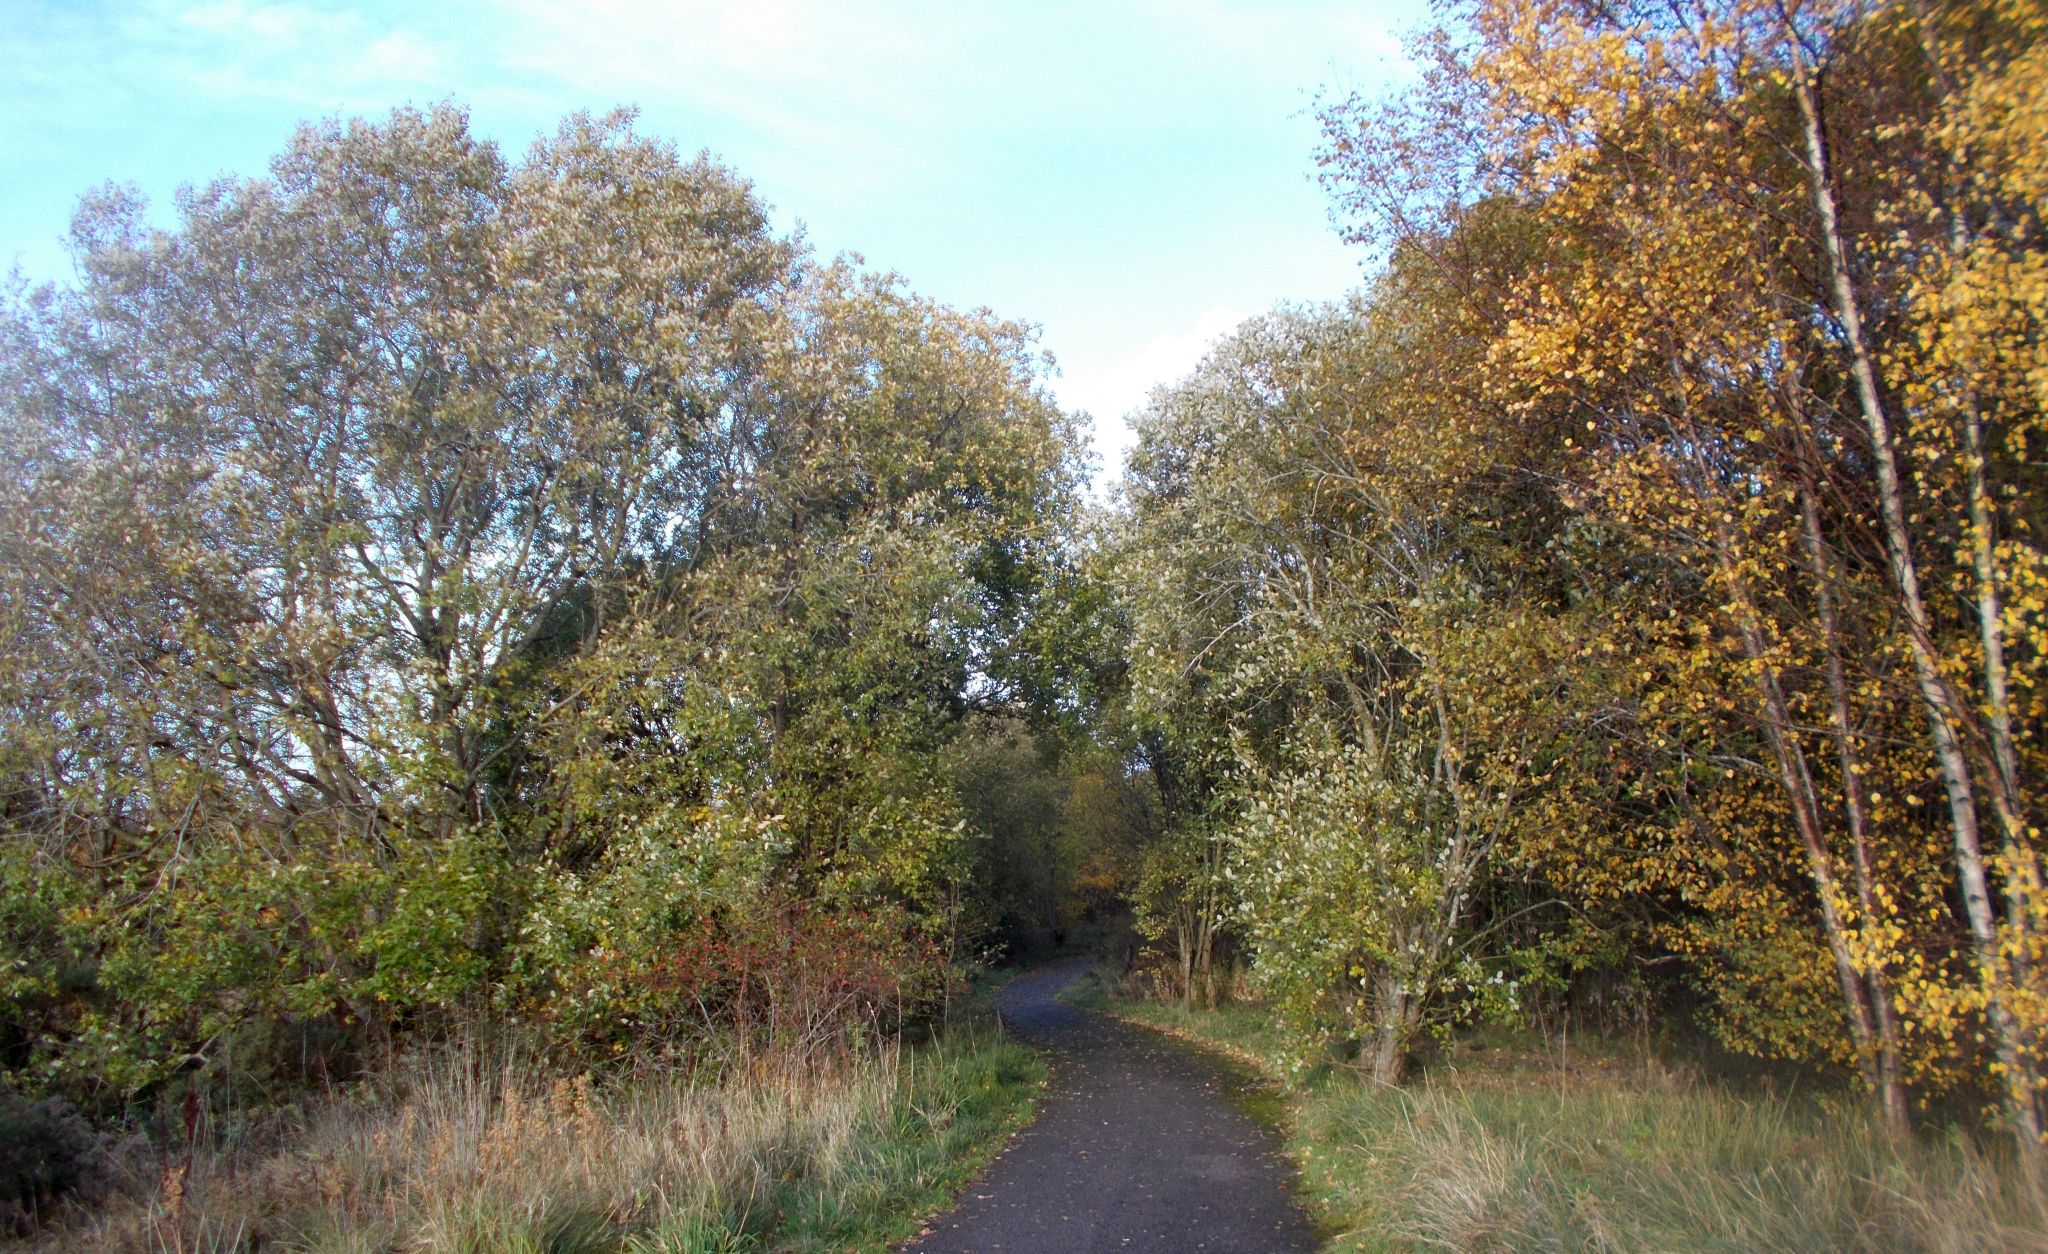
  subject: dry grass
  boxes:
[34,1027,1041,1253]
[1071,971,2048,1253]
[1308,1078,2048,1253]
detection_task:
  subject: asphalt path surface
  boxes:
[909,961,1315,1253]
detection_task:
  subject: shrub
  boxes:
[0,1092,107,1230]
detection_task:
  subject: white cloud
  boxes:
[1139,0,1413,85]
[1054,303,1247,495]
[463,0,973,202]
[135,1,449,111]
[174,1,318,41]
[12,0,1389,498]
[363,31,441,81]
[487,0,942,124]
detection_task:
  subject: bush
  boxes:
[544,892,954,1067]
[0,1092,107,1230]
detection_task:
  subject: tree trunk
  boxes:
[1368,971,1415,1085]
[1732,604,1885,1106]
[1195,908,1218,1010]
[1798,483,1909,1128]
[1962,397,2031,853]
[1786,39,2042,1152]
[1697,467,1895,1122]
[1176,913,1197,1009]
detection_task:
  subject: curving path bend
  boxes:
[909,961,1315,1253]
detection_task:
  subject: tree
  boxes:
[0,104,1083,1099]
[1118,239,1587,1076]
[1318,0,2048,1144]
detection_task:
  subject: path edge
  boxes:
[1056,967,1350,1250]
[891,967,1074,1251]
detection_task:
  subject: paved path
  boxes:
[910,962,1315,1253]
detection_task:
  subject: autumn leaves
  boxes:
[1119,0,2048,1158]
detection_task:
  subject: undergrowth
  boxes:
[1065,968,2048,1253]
[28,1024,1042,1252]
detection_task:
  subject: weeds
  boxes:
[1311,1081,2047,1252]
[1071,970,2048,1253]
[31,1027,1041,1252]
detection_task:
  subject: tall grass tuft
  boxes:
[1315,1080,2046,1252]
[35,1027,1040,1252]
[1074,971,2048,1253]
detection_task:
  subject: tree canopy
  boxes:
[0,105,1082,1098]
[6,0,2048,1178]
[1102,0,2048,1154]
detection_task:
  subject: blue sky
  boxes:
[3,0,1425,484]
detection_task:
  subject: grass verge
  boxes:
[35,1023,1043,1253]
[1064,967,2048,1253]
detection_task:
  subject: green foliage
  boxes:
[1095,980,2047,1251]
[953,720,1070,947]
[0,104,1081,1114]
[41,1023,1042,1252]
[1230,735,1478,1072]
[951,718,1157,958]
[1113,281,1582,1074]
[0,1092,106,1215]
[1103,0,2048,1147]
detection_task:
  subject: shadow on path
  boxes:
[909,961,1315,1253]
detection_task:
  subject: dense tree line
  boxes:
[4,0,2046,1187]
[1108,0,2048,1162]
[0,106,1083,1108]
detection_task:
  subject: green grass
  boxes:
[1066,968,2048,1253]
[44,1023,1045,1253]
[1062,969,1281,1061]
[722,1027,1047,1253]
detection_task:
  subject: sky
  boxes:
[2,0,1426,487]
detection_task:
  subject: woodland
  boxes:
[3,0,2047,1246]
